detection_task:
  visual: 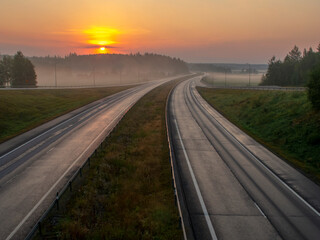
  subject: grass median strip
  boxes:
[34,78,188,239]
[197,87,320,183]
[0,86,132,143]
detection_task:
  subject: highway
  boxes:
[167,76,320,239]
[0,75,187,240]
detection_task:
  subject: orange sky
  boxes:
[1,0,319,63]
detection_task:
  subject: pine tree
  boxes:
[285,45,302,62]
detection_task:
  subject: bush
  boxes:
[307,67,320,110]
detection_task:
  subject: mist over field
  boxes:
[29,53,189,87]
[189,63,267,86]
[204,71,265,87]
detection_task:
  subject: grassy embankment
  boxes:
[0,87,132,143]
[36,78,186,239]
[197,87,320,182]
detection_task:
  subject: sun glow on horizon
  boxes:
[84,26,120,47]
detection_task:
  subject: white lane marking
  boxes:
[193,85,320,218]
[0,101,107,161]
[174,119,218,240]
[5,104,130,240]
[254,202,266,218]
[47,147,55,153]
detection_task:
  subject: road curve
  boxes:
[167,77,320,239]
[0,75,189,240]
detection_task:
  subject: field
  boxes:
[0,87,132,143]
[203,71,264,87]
[197,87,320,182]
[35,78,184,239]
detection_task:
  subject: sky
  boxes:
[0,0,319,63]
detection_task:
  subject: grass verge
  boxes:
[197,87,320,183]
[0,87,132,143]
[34,77,189,239]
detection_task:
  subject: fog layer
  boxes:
[30,53,189,87]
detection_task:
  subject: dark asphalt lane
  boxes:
[168,77,320,239]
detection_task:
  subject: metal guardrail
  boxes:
[24,128,116,240]
[165,78,196,240]
[165,86,187,240]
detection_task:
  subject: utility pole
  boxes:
[92,56,96,87]
[211,73,214,86]
[54,56,57,88]
[248,63,251,87]
[225,68,227,88]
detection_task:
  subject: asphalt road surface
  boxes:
[0,75,188,240]
[167,76,320,240]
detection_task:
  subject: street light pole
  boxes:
[54,56,57,88]
[93,65,96,87]
[225,68,227,87]
[248,63,251,87]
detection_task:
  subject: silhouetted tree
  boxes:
[284,45,302,63]
[11,51,37,87]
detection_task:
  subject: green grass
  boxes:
[0,87,132,143]
[197,87,320,182]
[35,77,189,239]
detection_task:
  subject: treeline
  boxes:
[0,51,37,88]
[29,52,189,86]
[260,44,320,86]
[31,52,188,76]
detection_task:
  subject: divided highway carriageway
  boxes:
[167,76,320,240]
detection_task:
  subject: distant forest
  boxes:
[188,63,267,74]
[261,44,320,86]
[26,53,189,87]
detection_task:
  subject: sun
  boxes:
[97,46,108,54]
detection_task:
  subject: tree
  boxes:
[285,45,302,63]
[11,51,37,87]
[307,66,320,110]
[0,56,13,87]
[261,44,320,87]
[260,56,283,85]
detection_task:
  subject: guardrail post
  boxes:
[88,157,91,167]
[56,192,60,211]
[174,190,178,206]
[80,167,82,177]
[69,181,72,192]
[38,221,42,237]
